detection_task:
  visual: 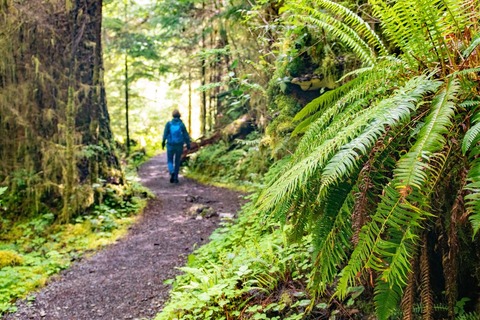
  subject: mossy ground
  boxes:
[0,185,147,315]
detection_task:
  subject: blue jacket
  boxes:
[162,118,191,148]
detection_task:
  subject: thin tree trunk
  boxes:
[200,0,207,136]
[188,70,192,133]
[125,52,130,155]
[208,24,215,131]
[124,0,130,155]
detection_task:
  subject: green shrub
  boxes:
[187,132,271,188]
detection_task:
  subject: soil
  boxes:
[4,154,244,320]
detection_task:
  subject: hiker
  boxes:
[162,109,191,183]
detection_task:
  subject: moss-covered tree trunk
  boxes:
[0,0,121,221]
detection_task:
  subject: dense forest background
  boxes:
[1,0,480,319]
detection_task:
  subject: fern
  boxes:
[395,79,458,191]
[319,76,440,198]
[462,122,480,155]
[368,0,432,64]
[293,60,404,155]
[292,59,403,138]
[464,139,480,235]
[309,184,354,294]
[374,279,404,320]
[284,2,377,65]
[336,184,429,320]
[255,0,480,318]
[301,0,388,55]
[261,75,437,217]
[334,80,457,319]
[457,312,480,320]
[292,76,360,124]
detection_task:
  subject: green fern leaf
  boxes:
[462,122,480,155]
[336,185,426,297]
[310,184,354,293]
[296,8,376,65]
[394,79,457,191]
[375,279,404,320]
[293,78,358,123]
[465,156,480,236]
[452,67,480,77]
[459,100,480,109]
[320,76,440,196]
[293,61,404,155]
[307,0,388,55]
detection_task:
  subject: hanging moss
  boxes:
[0,0,122,221]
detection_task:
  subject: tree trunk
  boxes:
[125,53,130,155]
[124,0,130,155]
[188,70,192,133]
[200,0,207,136]
[0,0,121,220]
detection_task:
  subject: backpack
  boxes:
[169,121,183,144]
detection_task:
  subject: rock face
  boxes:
[291,74,337,91]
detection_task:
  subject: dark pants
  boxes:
[167,144,183,175]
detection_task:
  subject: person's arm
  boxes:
[162,122,170,149]
[182,124,191,149]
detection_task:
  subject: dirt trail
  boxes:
[5,154,243,320]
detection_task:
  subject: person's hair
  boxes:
[172,109,181,118]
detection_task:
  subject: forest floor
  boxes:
[4,154,244,320]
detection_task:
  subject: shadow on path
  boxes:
[5,154,243,320]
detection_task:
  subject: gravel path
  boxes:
[4,154,243,320]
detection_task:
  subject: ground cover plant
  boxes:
[156,200,319,320]
[0,179,149,315]
[156,166,374,319]
[186,132,271,190]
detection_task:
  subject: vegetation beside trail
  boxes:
[156,200,318,320]
[0,177,149,315]
[185,132,271,191]
[157,0,480,319]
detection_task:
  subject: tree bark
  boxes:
[200,0,207,136]
[124,0,130,155]
[188,70,192,133]
[0,0,121,219]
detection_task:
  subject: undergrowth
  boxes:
[0,174,151,316]
[158,155,477,319]
[185,132,271,190]
[155,199,315,320]
[155,189,369,320]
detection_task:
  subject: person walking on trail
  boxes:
[162,109,191,183]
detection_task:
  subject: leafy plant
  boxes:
[156,200,322,320]
[258,0,480,319]
[187,132,271,188]
[0,175,148,316]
